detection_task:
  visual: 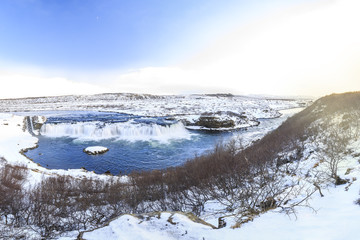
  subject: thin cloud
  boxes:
[0,71,106,99]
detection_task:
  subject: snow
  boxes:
[82,212,214,240]
[0,94,309,131]
[0,113,39,166]
[84,146,109,155]
[0,94,307,118]
[4,95,343,240]
[81,158,360,240]
[78,109,360,240]
[232,180,360,240]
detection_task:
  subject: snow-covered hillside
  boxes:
[2,92,360,240]
[79,139,360,240]
[78,92,360,240]
[80,164,360,240]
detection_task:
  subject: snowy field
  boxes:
[0,93,308,130]
[0,93,306,116]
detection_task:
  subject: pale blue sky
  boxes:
[1,0,359,98]
[0,0,302,70]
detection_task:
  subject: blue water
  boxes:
[25,111,234,174]
[27,132,231,175]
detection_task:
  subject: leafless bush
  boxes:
[355,195,360,206]
[0,164,28,226]
[310,116,354,185]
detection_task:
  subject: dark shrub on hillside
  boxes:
[0,163,27,226]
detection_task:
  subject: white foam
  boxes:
[40,121,193,143]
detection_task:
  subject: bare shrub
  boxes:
[0,164,28,226]
[355,197,360,206]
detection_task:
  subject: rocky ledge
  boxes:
[182,111,254,130]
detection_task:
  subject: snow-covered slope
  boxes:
[5,92,360,240]
[77,92,360,240]
[80,166,360,240]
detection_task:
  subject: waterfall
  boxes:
[25,116,36,136]
[40,121,192,142]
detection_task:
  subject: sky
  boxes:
[0,0,360,98]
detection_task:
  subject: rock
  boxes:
[33,116,47,130]
[83,146,109,155]
[335,176,348,185]
[194,116,235,129]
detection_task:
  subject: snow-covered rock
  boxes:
[84,146,109,155]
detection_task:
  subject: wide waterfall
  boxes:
[40,121,192,142]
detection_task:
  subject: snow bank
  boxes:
[0,114,39,166]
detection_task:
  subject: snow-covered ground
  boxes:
[0,93,309,130]
[80,170,360,240]
[78,175,360,240]
[0,94,307,116]
[80,133,360,240]
[8,94,359,240]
